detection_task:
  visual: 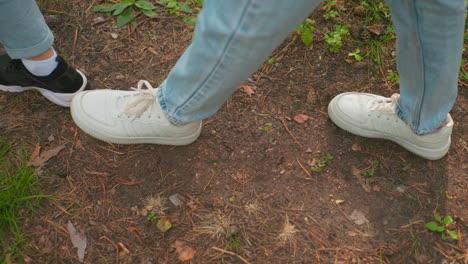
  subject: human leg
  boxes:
[0,0,89,107]
[328,0,465,159]
[71,0,323,144]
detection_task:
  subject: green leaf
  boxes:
[434,213,442,222]
[181,16,197,26]
[135,0,156,10]
[113,0,135,15]
[178,2,194,13]
[448,230,458,240]
[167,1,177,8]
[140,8,158,18]
[441,233,446,240]
[442,216,453,226]
[435,226,445,232]
[301,28,313,46]
[116,7,134,28]
[425,222,439,231]
[156,217,172,232]
[93,5,115,13]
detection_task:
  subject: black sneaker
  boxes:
[0,54,89,107]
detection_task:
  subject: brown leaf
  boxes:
[240,84,255,97]
[293,114,310,124]
[351,144,361,152]
[66,221,87,263]
[366,25,383,35]
[28,145,66,167]
[175,240,196,261]
[29,143,41,163]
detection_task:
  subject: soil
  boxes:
[1,1,467,263]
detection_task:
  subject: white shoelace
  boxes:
[122,80,158,118]
[370,93,399,114]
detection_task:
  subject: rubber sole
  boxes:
[0,70,88,107]
[327,100,450,160]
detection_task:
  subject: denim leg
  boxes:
[158,0,322,125]
[0,0,54,59]
[387,0,466,134]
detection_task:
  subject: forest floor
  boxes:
[0,1,467,263]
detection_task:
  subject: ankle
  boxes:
[21,48,58,77]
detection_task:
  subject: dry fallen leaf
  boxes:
[175,240,196,261]
[366,25,383,35]
[350,209,369,225]
[293,114,310,124]
[28,144,66,167]
[335,199,345,204]
[351,144,361,152]
[157,217,172,232]
[240,84,255,97]
[29,143,41,163]
[67,221,87,263]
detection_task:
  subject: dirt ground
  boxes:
[1,1,467,263]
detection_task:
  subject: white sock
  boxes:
[21,49,58,77]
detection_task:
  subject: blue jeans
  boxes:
[159,0,465,134]
[0,0,54,59]
[2,0,464,134]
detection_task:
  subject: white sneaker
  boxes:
[70,80,202,145]
[328,92,453,160]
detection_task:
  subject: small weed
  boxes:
[228,234,240,253]
[261,123,273,132]
[386,71,400,83]
[278,216,298,246]
[267,57,275,65]
[425,214,458,241]
[323,10,338,20]
[158,0,200,26]
[310,153,333,172]
[361,160,379,183]
[146,212,157,221]
[93,0,157,28]
[296,19,316,46]
[158,0,195,14]
[0,138,47,262]
[324,24,350,53]
[348,49,363,62]
[143,194,168,216]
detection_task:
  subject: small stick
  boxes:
[279,118,302,147]
[296,159,312,178]
[212,247,252,264]
[72,27,78,58]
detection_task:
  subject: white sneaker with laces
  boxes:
[328,92,453,160]
[71,80,202,145]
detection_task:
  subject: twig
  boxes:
[100,236,119,264]
[72,27,78,58]
[212,247,252,264]
[296,158,312,178]
[279,118,302,147]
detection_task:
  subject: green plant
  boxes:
[158,0,194,14]
[146,212,157,221]
[261,123,273,132]
[361,160,379,183]
[386,72,399,83]
[324,24,350,53]
[425,214,458,240]
[93,0,157,28]
[0,138,46,262]
[310,153,333,172]
[323,10,338,20]
[348,49,363,62]
[296,19,316,46]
